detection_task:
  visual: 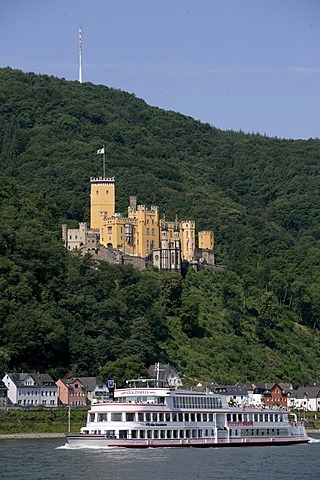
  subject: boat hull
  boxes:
[66,433,310,448]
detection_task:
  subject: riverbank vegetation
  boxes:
[0,408,87,434]
[0,68,319,386]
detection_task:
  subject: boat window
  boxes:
[232,414,237,421]
[203,413,208,422]
[172,413,177,422]
[191,413,196,422]
[259,414,264,422]
[105,430,115,438]
[154,430,159,439]
[166,413,171,422]
[126,413,134,421]
[254,414,258,422]
[209,414,213,422]
[119,430,128,439]
[131,430,137,438]
[173,430,178,438]
[138,413,144,422]
[167,430,172,439]
[147,430,152,438]
[178,413,183,422]
[98,413,108,422]
[160,430,165,439]
[146,413,151,421]
[192,429,197,438]
[159,413,164,422]
[238,414,242,421]
[152,413,157,422]
[227,414,231,421]
[179,430,184,438]
[111,413,122,421]
[198,429,202,438]
[139,430,145,439]
[186,430,191,438]
[197,414,201,422]
[89,413,95,422]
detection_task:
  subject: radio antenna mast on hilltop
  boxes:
[78,26,83,83]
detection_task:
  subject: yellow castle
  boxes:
[63,175,215,273]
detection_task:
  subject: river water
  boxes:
[1,435,320,479]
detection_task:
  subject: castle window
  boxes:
[96,190,99,195]
[106,190,109,194]
[146,228,150,235]
[147,219,149,225]
[108,227,112,234]
[152,228,155,236]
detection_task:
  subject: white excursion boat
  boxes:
[66,378,309,448]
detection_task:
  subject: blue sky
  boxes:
[1,0,319,139]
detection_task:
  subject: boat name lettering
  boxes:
[145,422,167,427]
[123,390,151,395]
[185,422,198,427]
[228,421,254,427]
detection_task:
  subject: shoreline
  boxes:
[0,432,66,440]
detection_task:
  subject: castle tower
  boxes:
[90,177,115,235]
[160,223,170,270]
[128,201,160,257]
[180,220,195,262]
[172,217,182,272]
[198,230,214,250]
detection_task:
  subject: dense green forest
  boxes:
[0,67,319,387]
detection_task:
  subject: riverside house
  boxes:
[56,377,109,406]
[2,373,58,407]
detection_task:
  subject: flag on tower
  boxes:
[97,147,105,155]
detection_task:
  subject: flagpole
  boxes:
[103,144,106,178]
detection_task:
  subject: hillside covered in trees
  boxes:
[0,67,319,387]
